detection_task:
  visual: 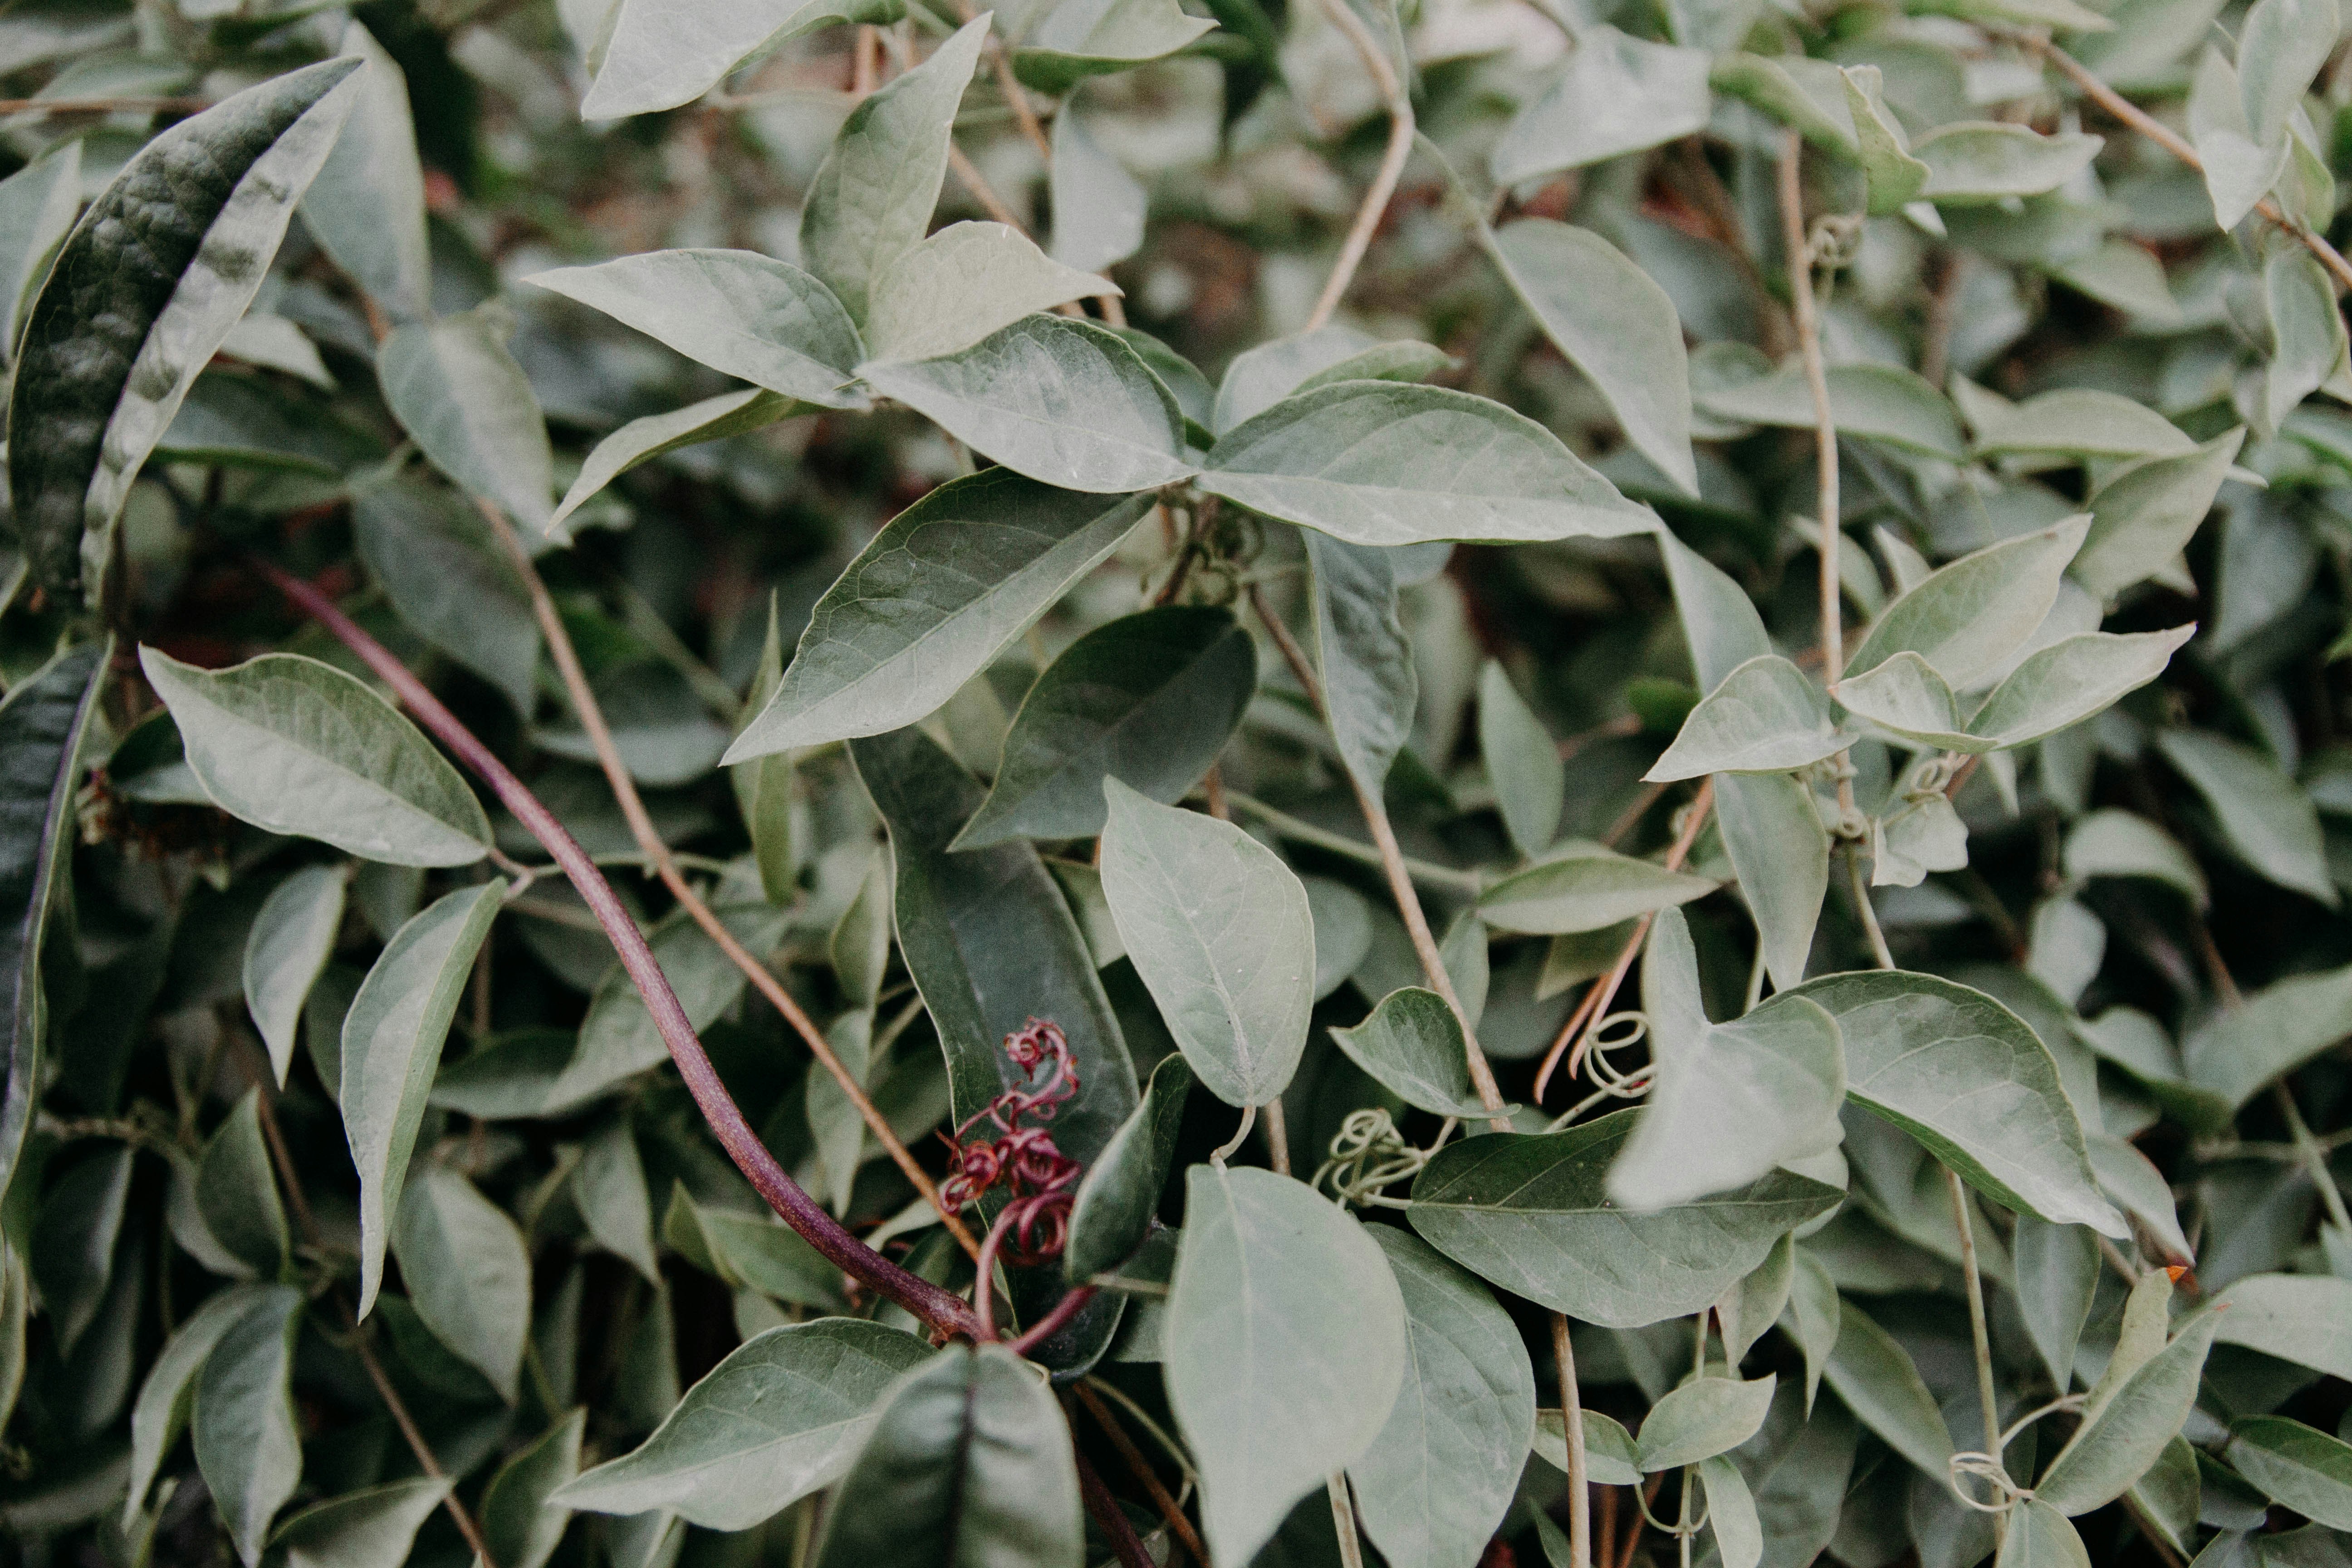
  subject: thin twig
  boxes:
[947,142,1032,232]
[1328,1472,1367,1568]
[1076,1445,1157,1568]
[1946,1166,2008,1545]
[1247,584,1511,1130]
[1076,1384,1207,1568]
[1303,0,1414,329]
[256,559,981,1338]
[1220,789,1482,896]
[1553,1313,1593,1568]
[472,502,984,1264]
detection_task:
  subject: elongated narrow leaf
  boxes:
[813,1343,1083,1568]
[243,870,345,1090]
[377,304,555,532]
[1967,627,2194,750]
[1200,382,1654,547]
[862,313,1195,493]
[1067,1053,1193,1280]
[1715,770,1830,994]
[583,0,904,117]
[1408,1114,1843,1327]
[1349,1228,1535,1568]
[956,606,1254,848]
[851,727,1134,1367]
[341,882,505,1315]
[798,18,990,323]
[302,23,430,321]
[576,1117,660,1282]
[525,250,867,408]
[1915,123,2103,201]
[30,1142,131,1352]
[392,1165,529,1403]
[6,58,362,608]
[1332,986,1501,1119]
[268,1478,448,1568]
[728,473,1152,758]
[1847,516,2090,688]
[1480,842,1716,934]
[1971,390,2194,461]
[193,1286,304,1568]
[2036,1309,2220,1514]
[1099,779,1314,1107]
[1696,363,1963,458]
[1480,661,1566,860]
[1050,109,1146,274]
[351,475,540,716]
[2073,429,2243,600]
[1648,655,1853,780]
[1790,970,2122,1234]
[865,223,1113,363]
[125,1284,268,1527]
[2013,1213,2099,1392]
[550,389,799,539]
[2229,1418,2352,1528]
[557,1319,934,1530]
[548,902,787,1112]
[1,641,106,1195]
[1488,218,1697,495]
[0,140,81,353]
[139,648,492,868]
[1823,1298,1953,1479]
[1608,910,1844,1210]
[1169,1166,1408,1567]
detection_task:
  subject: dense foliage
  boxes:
[2,0,2352,1560]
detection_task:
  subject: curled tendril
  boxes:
[1947,1451,2029,1515]
[1313,1108,1435,1208]
[1580,1011,1655,1099]
[939,1019,1083,1265]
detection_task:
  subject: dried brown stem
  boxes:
[1303,0,1414,329]
[1552,1313,1593,1568]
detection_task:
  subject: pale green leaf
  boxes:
[549,902,786,1113]
[1843,67,1930,214]
[2037,1309,2220,1514]
[2012,1212,2099,1393]
[2184,959,2352,1108]
[1636,1374,1776,1470]
[1649,655,1854,780]
[0,139,80,354]
[1490,27,1712,181]
[2157,728,2337,906]
[1660,529,1773,691]
[270,1479,449,1568]
[1916,124,2103,203]
[1014,0,1218,90]
[243,865,346,1088]
[582,0,904,117]
[865,222,1114,364]
[576,1117,660,1282]
[192,1286,304,1567]
[1308,531,1417,794]
[1700,1455,1764,1568]
[1696,363,1964,458]
[351,475,540,715]
[302,23,430,321]
[1479,661,1566,859]
[1966,627,2193,750]
[197,1090,290,1279]
[2190,46,2290,230]
[2212,1274,2352,1381]
[549,389,799,541]
[2073,429,2243,600]
[2266,247,2345,429]
[378,304,555,531]
[2239,0,2338,144]
[1480,842,1717,935]
[1715,769,1831,997]
[125,1284,268,1528]
[1971,390,2195,461]
[392,1165,530,1404]
[1049,109,1146,274]
[1532,1407,1641,1485]
[1846,516,2090,689]
[2228,1417,2352,1529]
[478,1410,584,1568]
[1999,1498,2094,1568]
[1331,987,1503,1119]
[1822,1298,1953,1479]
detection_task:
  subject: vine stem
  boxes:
[1075,1384,1209,1568]
[1946,1166,2007,1545]
[2034,42,2352,295]
[1552,1313,1594,1568]
[1220,789,1482,895]
[254,557,982,1338]
[1076,1446,1157,1568]
[1302,0,1415,329]
[470,501,984,1264]
[1247,584,1512,1130]
[1328,1472,1367,1568]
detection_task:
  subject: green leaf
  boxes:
[0,140,82,354]
[1486,219,1698,495]
[551,389,799,541]
[852,726,1135,1365]
[730,596,796,905]
[1479,842,1717,935]
[1478,661,1565,860]
[1636,1374,1776,1470]
[1822,1298,1953,1479]
[728,473,1151,759]
[2156,729,2337,906]
[1200,381,1653,548]
[2213,1274,2352,1381]
[192,1285,304,1568]
[301,23,431,321]
[1490,27,1712,181]
[1695,363,1963,459]
[1308,532,1417,795]
[5,58,361,608]
[831,852,893,1011]
[1532,1407,1642,1485]
[860,313,1196,493]
[30,1142,132,1353]
[1647,655,1854,780]
[1407,1114,1844,1327]
[242,868,347,1091]
[812,1343,1083,1568]
[2036,1308,2220,1514]
[197,1090,290,1279]
[2184,960,2352,1109]
[1660,529,1774,692]
[2238,0,2338,144]
[125,1284,268,1527]
[1715,1232,1795,1367]
[2073,430,2243,600]
[865,222,1112,364]
[1,642,108,1195]
[1608,910,1843,1210]
[1168,1165,1407,1567]
[550,902,787,1112]
[1014,0,1218,90]
[2227,1417,2352,1529]
[1784,1246,1838,1413]
[1709,53,1861,155]
[478,1410,584,1568]
[1067,1052,1194,1280]
[582,0,904,117]
[1970,390,2195,461]
[1331,987,1503,1119]
[1846,516,2090,689]
[1843,66,1930,215]
[662,1184,847,1305]
[377,304,555,532]
[1916,124,2103,202]
[525,250,867,409]
[1998,1498,2094,1568]
[1050,110,1146,274]
[269,1477,449,1568]
[140,648,492,867]
[352,475,540,716]
[798,17,991,323]
[1099,779,1315,1108]
[2011,1212,2098,1392]
[2265,248,2346,428]
[1837,652,1977,750]
[1966,628,2192,750]
[1714,770,1831,995]
[957,606,1254,848]
[556,1319,934,1530]
[574,1120,658,1283]
[1699,1454,1764,1568]
[391,1164,529,1404]
[1788,970,2122,1234]
[1348,1228,1535,1568]
[340,881,505,1315]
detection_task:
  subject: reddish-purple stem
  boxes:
[1076,1445,1156,1568]
[1008,1284,1098,1357]
[255,559,980,1339]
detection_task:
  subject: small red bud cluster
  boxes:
[939,1019,1082,1266]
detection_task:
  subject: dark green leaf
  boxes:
[242,865,347,1088]
[196,1089,289,1279]
[1331,987,1505,1119]
[1821,1297,1952,1480]
[126,1284,268,1526]
[1067,1052,1194,1280]
[268,1477,448,1568]
[2227,1417,2352,1529]
[1307,531,1417,795]
[377,304,555,533]
[392,1164,529,1403]
[192,1285,304,1567]
[478,1410,584,1568]
[351,475,540,715]
[29,1142,132,1354]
